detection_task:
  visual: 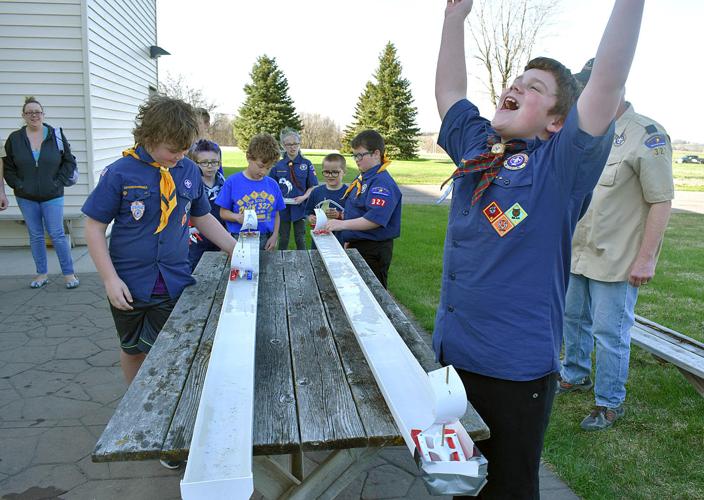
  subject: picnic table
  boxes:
[92,249,489,499]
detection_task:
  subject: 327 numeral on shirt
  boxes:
[370,198,386,207]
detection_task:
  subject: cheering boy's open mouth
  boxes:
[501,96,519,111]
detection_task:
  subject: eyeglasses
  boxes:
[283,142,300,147]
[351,151,374,162]
[196,160,221,167]
[322,170,341,177]
[23,111,43,116]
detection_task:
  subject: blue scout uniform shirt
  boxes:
[81,146,211,302]
[342,165,402,243]
[189,171,226,264]
[269,153,318,222]
[305,184,348,244]
[433,99,614,381]
[215,172,285,234]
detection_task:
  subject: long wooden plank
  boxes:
[92,251,224,462]
[631,326,704,378]
[346,250,490,441]
[283,250,367,451]
[310,251,400,447]
[253,251,300,455]
[636,315,704,350]
[161,254,229,460]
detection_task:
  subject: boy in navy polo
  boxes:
[82,96,236,386]
[325,130,401,289]
[306,153,348,246]
[187,139,226,271]
[215,133,285,251]
[434,0,645,497]
[270,128,317,250]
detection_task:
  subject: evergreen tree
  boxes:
[343,42,420,159]
[233,55,303,150]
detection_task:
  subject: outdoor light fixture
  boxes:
[149,45,170,59]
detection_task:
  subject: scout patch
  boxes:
[482,201,502,222]
[614,132,626,147]
[505,202,527,226]
[184,179,192,189]
[181,213,187,226]
[370,186,391,197]
[644,134,667,149]
[491,214,514,237]
[361,183,368,194]
[504,153,529,171]
[370,197,386,207]
[299,164,307,171]
[184,200,191,215]
[131,200,145,221]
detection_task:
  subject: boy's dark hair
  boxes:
[351,130,385,157]
[524,57,581,120]
[133,95,199,151]
[246,133,280,164]
[188,139,221,161]
[23,96,43,113]
[196,107,210,125]
[323,153,346,170]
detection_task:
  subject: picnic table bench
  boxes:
[92,249,489,498]
[0,208,83,247]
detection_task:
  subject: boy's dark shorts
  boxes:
[110,295,178,355]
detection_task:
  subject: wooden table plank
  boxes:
[347,250,490,441]
[283,250,368,451]
[253,251,300,454]
[92,251,225,462]
[310,251,400,446]
[161,254,229,460]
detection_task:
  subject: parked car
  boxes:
[677,155,703,164]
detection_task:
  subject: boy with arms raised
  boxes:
[434,0,644,497]
[215,133,285,251]
[83,96,236,385]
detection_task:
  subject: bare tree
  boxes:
[158,71,217,112]
[468,0,560,107]
[300,113,342,150]
[209,113,236,147]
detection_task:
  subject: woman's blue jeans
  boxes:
[16,196,74,276]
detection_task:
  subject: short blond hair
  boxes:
[246,133,280,164]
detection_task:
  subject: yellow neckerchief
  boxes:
[123,146,176,234]
[343,155,392,199]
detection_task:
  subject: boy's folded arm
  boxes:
[435,1,474,120]
[577,0,644,136]
[219,206,243,224]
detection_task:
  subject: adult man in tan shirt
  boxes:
[557,59,674,431]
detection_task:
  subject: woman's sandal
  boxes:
[30,277,49,289]
[65,277,80,289]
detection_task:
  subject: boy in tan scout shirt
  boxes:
[558,58,674,431]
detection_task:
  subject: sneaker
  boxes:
[160,459,184,470]
[555,376,593,395]
[580,405,625,431]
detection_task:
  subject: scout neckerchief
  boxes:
[287,159,303,190]
[440,137,527,206]
[342,155,392,199]
[123,146,176,234]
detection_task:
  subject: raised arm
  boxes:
[435,0,474,120]
[577,0,644,136]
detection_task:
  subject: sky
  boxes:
[157,0,704,143]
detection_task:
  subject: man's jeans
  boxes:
[16,196,74,276]
[560,273,638,408]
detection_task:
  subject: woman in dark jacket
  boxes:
[2,97,79,289]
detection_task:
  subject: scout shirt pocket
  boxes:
[597,161,618,187]
[120,187,151,224]
[477,170,532,238]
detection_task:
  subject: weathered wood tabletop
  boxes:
[92,249,489,495]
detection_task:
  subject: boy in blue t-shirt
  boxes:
[305,153,347,246]
[433,0,645,496]
[215,133,285,251]
[270,128,318,250]
[82,96,236,386]
[187,139,226,271]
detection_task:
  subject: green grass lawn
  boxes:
[221,147,704,191]
[387,206,704,499]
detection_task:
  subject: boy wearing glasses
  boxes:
[305,153,348,245]
[325,130,402,289]
[187,139,227,270]
[270,128,318,250]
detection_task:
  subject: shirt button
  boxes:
[450,273,456,280]
[462,209,469,216]
[503,179,510,186]
[452,240,459,248]
[447,306,455,312]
